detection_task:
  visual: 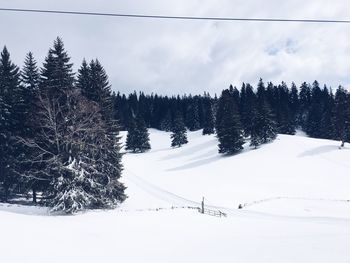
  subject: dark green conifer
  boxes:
[216,89,244,155]
[171,113,188,147]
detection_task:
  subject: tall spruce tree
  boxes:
[299,82,311,130]
[289,82,299,128]
[276,82,295,135]
[19,52,41,201]
[216,89,244,154]
[250,79,277,148]
[26,38,76,201]
[185,100,200,131]
[89,59,114,120]
[306,81,323,138]
[76,59,91,93]
[171,112,188,147]
[40,37,74,100]
[319,86,334,139]
[21,52,40,92]
[78,59,115,122]
[202,96,215,135]
[240,83,256,137]
[0,46,21,201]
[332,87,350,147]
[21,52,40,134]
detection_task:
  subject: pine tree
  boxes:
[0,46,21,201]
[185,100,200,131]
[160,110,172,131]
[306,81,323,138]
[125,117,137,151]
[78,59,115,122]
[40,37,74,100]
[136,114,151,152]
[319,86,334,139]
[125,115,151,153]
[299,82,311,130]
[276,82,295,135]
[332,87,350,147]
[202,96,215,135]
[216,89,244,155]
[89,59,114,119]
[171,113,188,147]
[250,80,277,148]
[289,82,299,128]
[77,58,125,188]
[20,52,40,133]
[76,59,91,93]
[250,102,277,148]
[18,52,41,201]
[240,83,256,137]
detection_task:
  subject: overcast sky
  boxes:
[1,0,350,95]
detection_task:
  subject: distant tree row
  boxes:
[119,79,350,151]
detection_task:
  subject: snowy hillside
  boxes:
[1,129,350,263]
[121,129,350,215]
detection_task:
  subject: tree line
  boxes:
[117,79,350,153]
[1,37,350,212]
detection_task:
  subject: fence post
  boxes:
[201,197,204,214]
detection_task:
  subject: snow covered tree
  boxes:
[216,89,244,154]
[19,89,126,213]
[250,102,277,148]
[171,112,188,147]
[125,114,151,153]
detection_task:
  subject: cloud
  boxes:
[1,0,350,94]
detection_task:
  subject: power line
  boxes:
[0,7,350,24]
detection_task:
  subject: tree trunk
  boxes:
[4,186,8,203]
[33,188,37,203]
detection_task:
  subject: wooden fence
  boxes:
[199,207,227,217]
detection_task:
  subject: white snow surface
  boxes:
[1,129,350,263]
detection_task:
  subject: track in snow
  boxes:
[123,168,350,224]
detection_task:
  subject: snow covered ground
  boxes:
[1,129,350,263]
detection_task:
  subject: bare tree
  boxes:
[18,88,126,213]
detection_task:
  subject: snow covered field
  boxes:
[1,129,350,263]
